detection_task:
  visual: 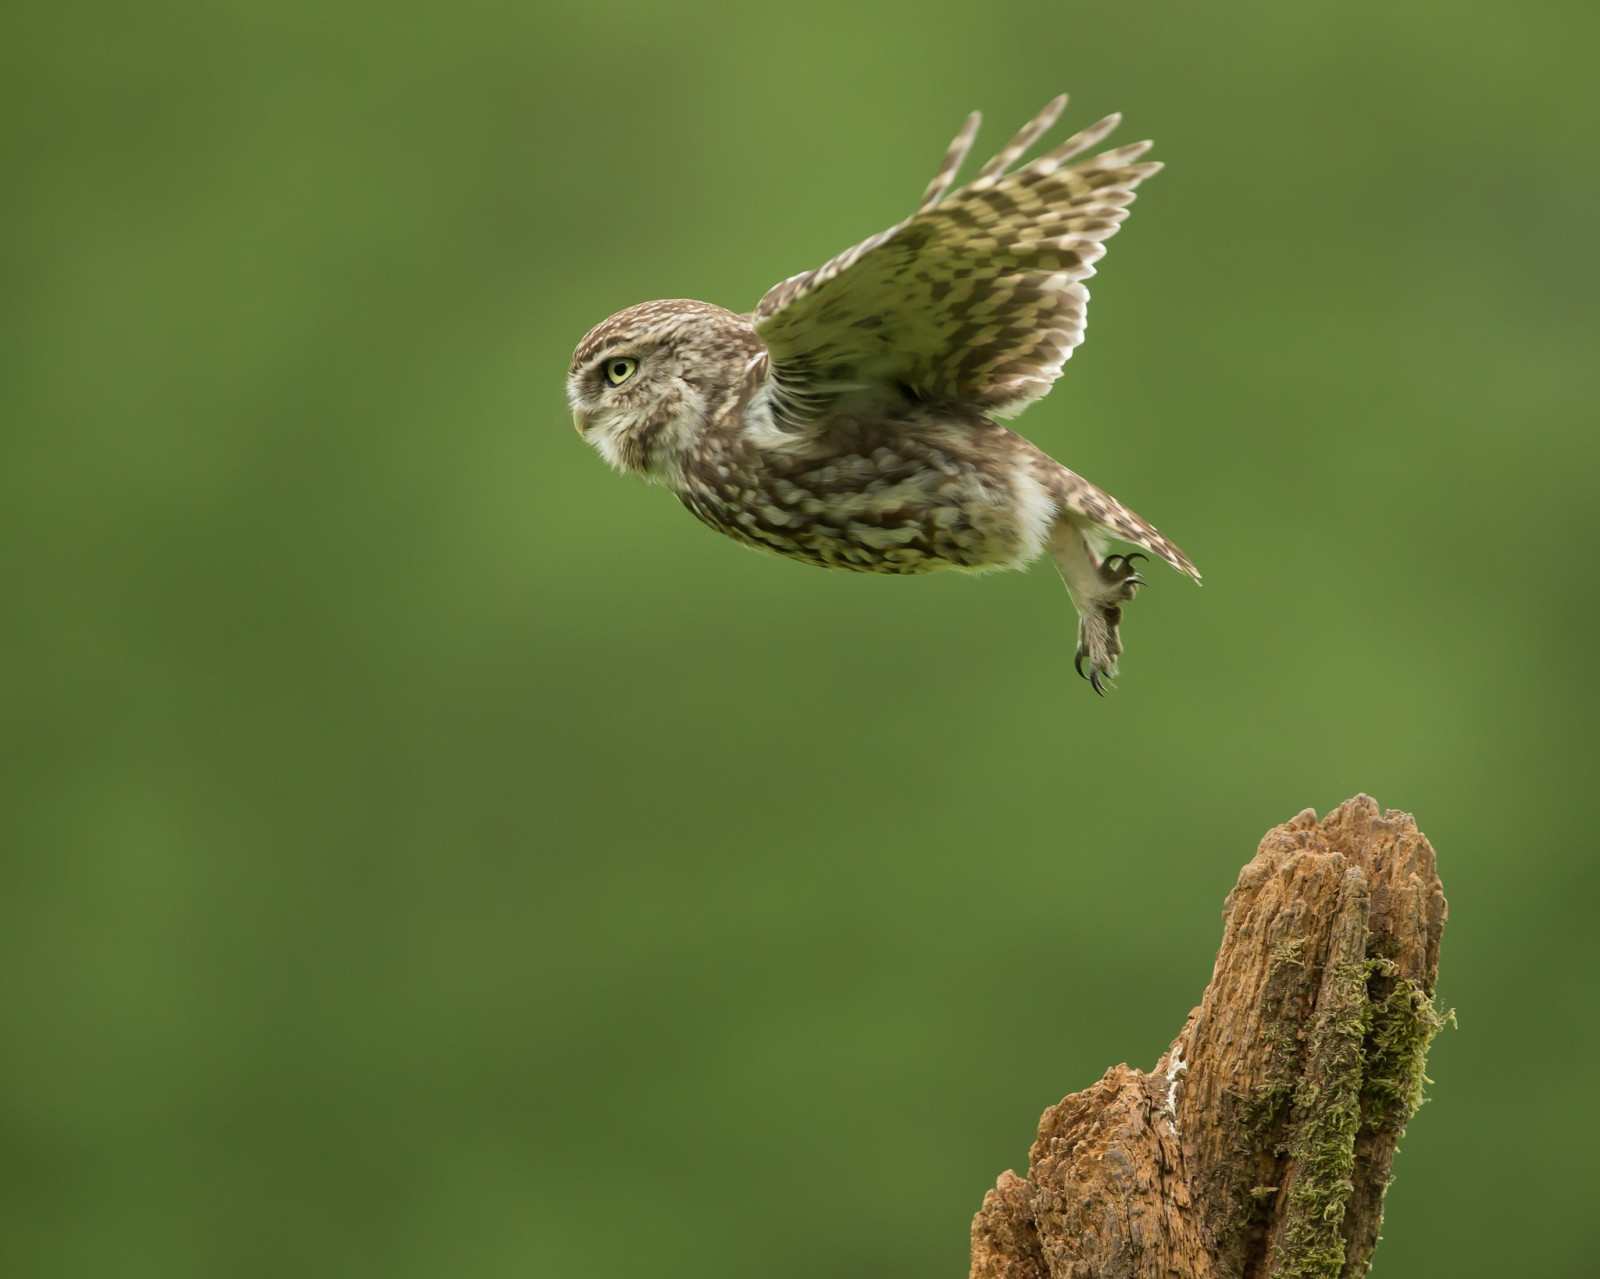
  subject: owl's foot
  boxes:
[1049,522,1154,695]
[1074,554,1146,695]
[1099,552,1147,597]
[1074,606,1126,696]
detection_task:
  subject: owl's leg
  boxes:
[1048,520,1145,694]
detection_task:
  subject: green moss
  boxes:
[1271,958,1370,1279]
[1242,1076,1295,1143]
[1241,934,1313,1144]
[1220,932,1449,1277]
[1268,953,1452,1279]
[1270,935,1308,970]
[1361,961,1453,1134]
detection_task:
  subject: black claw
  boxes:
[1090,667,1106,696]
[1074,650,1088,680]
[1102,552,1148,583]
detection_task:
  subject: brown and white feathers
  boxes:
[753,95,1159,423]
[567,96,1198,690]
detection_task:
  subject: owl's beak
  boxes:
[572,410,592,438]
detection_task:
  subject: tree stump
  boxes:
[970,796,1449,1279]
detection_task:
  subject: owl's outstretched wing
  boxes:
[752,96,1159,425]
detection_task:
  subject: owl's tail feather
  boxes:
[1052,469,1200,582]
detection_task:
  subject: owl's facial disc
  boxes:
[570,350,641,435]
[568,299,758,476]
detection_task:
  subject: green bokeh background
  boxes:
[4,1,1596,1274]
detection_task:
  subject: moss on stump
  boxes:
[970,796,1449,1279]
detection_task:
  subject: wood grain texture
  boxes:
[970,796,1449,1279]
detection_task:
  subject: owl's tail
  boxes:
[1052,468,1200,582]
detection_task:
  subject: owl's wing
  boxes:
[753,96,1159,424]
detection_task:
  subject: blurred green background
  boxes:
[3,0,1596,1274]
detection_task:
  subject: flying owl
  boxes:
[567,95,1198,692]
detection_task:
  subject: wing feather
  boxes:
[754,98,1160,424]
[915,111,982,213]
[1035,112,1123,169]
[974,94,1066,181]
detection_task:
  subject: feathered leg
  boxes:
[1048,518,1146,694]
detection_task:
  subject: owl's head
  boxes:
[567,299,762,478]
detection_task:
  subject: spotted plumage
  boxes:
[567,95,1198,692]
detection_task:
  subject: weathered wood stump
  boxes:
[970,796,1448,1279]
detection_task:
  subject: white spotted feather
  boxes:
[753,97,1162,423]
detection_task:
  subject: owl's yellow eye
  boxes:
[604,357,638,387]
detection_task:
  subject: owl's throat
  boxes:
[587,398,702,481]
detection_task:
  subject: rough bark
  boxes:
[970,796,1448,1279]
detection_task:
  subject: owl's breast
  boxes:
[675,413,1054,574]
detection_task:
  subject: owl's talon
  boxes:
[1074,647,1110,696]
[1099,553,1147,593]
[1071,590,1125,695]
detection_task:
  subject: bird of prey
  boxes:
[567,95,1197,692]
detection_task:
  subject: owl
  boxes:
[567,95,1198,693]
